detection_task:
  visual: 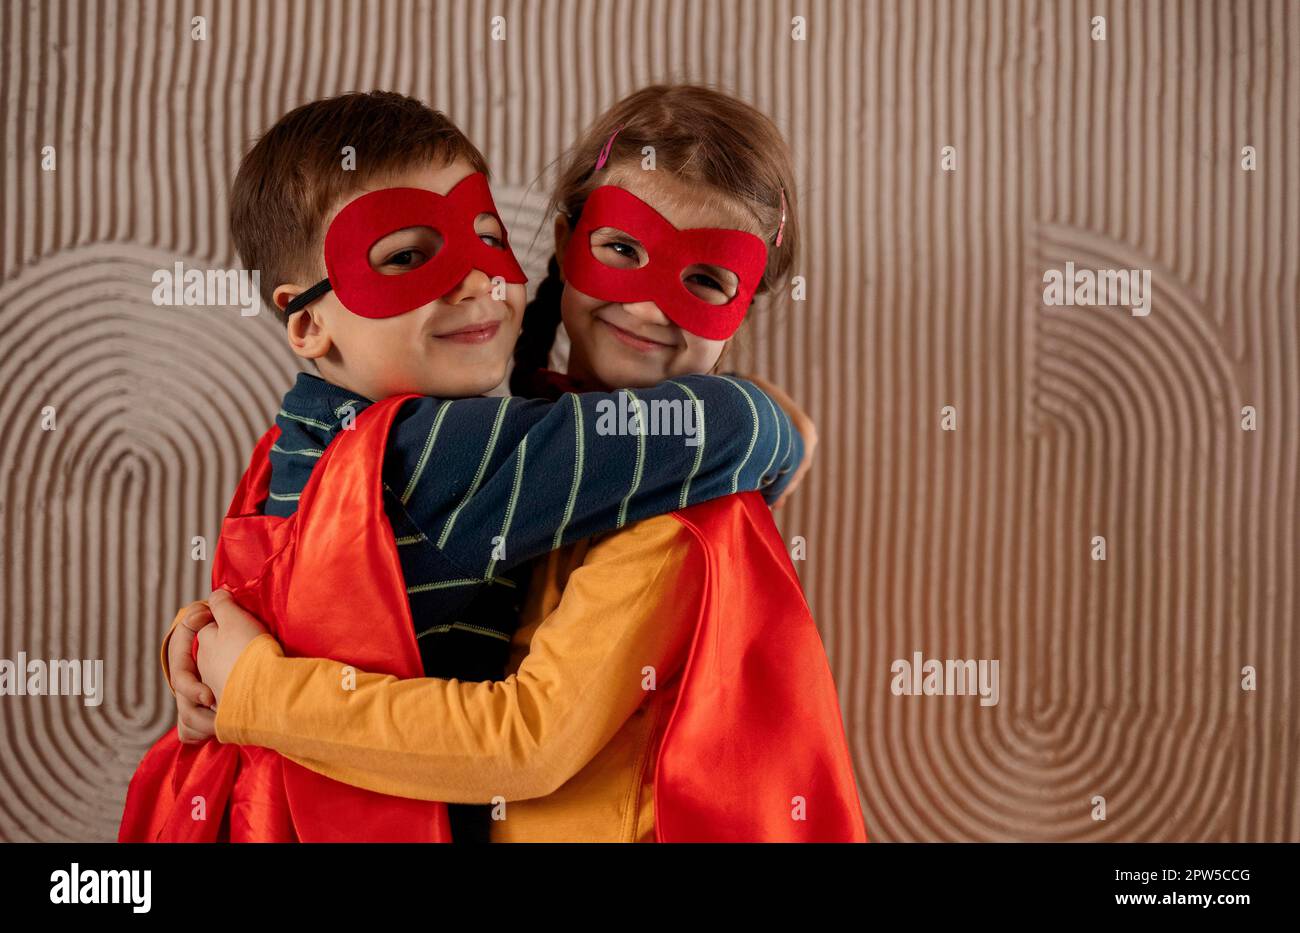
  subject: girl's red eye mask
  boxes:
[286,172,527,320]
[561,185,769,340]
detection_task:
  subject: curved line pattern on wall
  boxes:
[0,245,302,841]
[0,0,1296,842]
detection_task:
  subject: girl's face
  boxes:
[556,164,761,390]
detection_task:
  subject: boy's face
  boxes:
[278,159,526,400]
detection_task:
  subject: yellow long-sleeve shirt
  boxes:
[200,514,700,842]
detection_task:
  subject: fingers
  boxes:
[195,622,216,682]
[207,588,241,624]
[177,703,217,743]
[168,613,218,706]
[169,599,220,742]
[171,664,215,709]
[178,601,213,634]
[167,621,196,671]
[207,588,268,639]
[177,624,217,707]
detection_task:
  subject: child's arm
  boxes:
[385,374,803,579]
[205,515,699,803]
[742,373,818,510]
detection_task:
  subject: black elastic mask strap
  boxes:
[284,278,333,317]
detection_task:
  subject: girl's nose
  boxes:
[621,300,672,325]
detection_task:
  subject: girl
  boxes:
[172,85,863,841]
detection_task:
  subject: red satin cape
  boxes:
[656,493,867,842]
[119,395,452,842]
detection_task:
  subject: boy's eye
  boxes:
[385,249,425,268]
[368,225,443,275]
[475,213,507,250]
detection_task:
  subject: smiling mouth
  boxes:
[598,318,675,352]
[435,321,501,344]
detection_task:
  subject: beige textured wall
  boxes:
[1,0,1296,842]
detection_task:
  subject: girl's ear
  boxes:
[553,212,572,275]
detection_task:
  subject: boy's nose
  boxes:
[621,300,672,326]
[443,268,493,304]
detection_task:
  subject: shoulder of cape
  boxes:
[292,392,423,504]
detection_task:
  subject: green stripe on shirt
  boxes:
[668,380,706,509]
[755,387,783,480]
[436,396,512,548]
[616,389,646,528]
[718,376,761,494]
[277,409,334,431]
[484,436,527,580]
[552,394,585,550]
[271,444,323,458]
[401,400,452,505]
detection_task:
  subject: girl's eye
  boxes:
[479,233,505,249]
[686,272,724,293]
[682,266,737,305]
[601,241,641,265]
[590,228,646,269]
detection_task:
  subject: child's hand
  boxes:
[170,605,218,743]
[196,589,271,706]
[170,601,218,743]
[744,373,818,509]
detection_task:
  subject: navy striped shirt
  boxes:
[263,371,802,679]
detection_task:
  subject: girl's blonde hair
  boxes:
[513,84,800,389]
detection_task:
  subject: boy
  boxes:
[125,91,806,842]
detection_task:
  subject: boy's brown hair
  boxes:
[231,91,489,320]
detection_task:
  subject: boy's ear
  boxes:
[274,284,333,361]
[272,284,297,314]
[552,212,572,276]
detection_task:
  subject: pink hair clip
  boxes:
[775,187,787,247]
[595,125,623,172]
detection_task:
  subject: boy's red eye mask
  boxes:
[285,172,527,319]
[561,185,768,340]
